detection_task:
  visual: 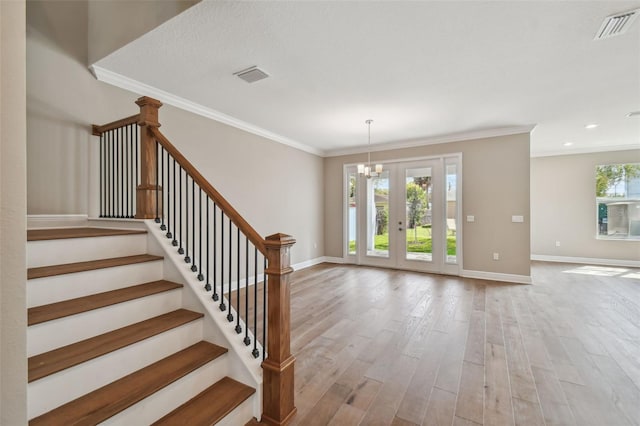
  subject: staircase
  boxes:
[27,226,256,425]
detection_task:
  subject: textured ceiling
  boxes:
[94,0,640,157]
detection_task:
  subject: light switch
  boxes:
[467,215,475,222]
[512,215,524,223]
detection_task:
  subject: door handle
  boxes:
[399,227,403,231]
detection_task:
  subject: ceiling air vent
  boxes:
[594,8,640,40]
[234,66,269,83]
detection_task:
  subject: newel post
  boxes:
[135,96,162,219]
[262,233,297,426]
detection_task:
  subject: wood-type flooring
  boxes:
[279,262,640,426]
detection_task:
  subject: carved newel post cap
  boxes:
[135,96,163,108]
[265,233,296,247]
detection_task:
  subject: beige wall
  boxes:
[531,150,640,262]
[1,0,28,423]
[324,133,531,277]
[89,0,198,65]
[27,0,324,265]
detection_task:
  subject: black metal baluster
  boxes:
[117,126,121,217]
[204,197,210,290]
[219,212,226,311]
[114,128,118,217]
[235,227,241,334]
[124,126,128,218]
[252,247,259,358]
[128,125,132,217]
[244,237,250,345]
[263,256,267,361]
[160,147,166,231]
[191,180,197,272]
[212,204,219,301]
[134,124,138,215]
[172,160,178,246]
[154,140,160,223]
[166,153,172,239]
[99,133,103,217]
[227,218,234,323]
[130,124,134,218]
[178,168,184,253]
[110,130,115,218]
[130,126,134,217]
[184,174,190,261]
[197,188,204,280]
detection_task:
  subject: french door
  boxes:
[346,155,461,275]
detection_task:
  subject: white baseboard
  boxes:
[27,214,88,229]
[461,269,531,284]
[295,258,531,284]
[292,256,344,270]
[531,254,640,268]
[321,256,346,264]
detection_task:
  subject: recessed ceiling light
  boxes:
[585,124,599,129]
[563,142,574,146]
[627,111,640,117]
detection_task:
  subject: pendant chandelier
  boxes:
[357,119,382,178]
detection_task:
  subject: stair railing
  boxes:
[92,114,140,218]
[92,96,296,425]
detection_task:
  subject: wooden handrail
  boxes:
[97,96,296,424]
[92,114,140,136]
[150,126,267,255]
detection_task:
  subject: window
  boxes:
[347,170,357,255]
[596,163,640,240]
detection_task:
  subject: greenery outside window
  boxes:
[596,163,640,240]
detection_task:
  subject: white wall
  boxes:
[1,0,28,423]
[324,133,531,277]
[88,0,198,65]
[27,0,324,265]
[531,149,640,262]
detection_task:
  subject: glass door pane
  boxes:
[347,171,357,255]
[404,166,433,262]
[366,170,390,258]
[446,163,458,264]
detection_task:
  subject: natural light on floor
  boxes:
[562,265,639,279]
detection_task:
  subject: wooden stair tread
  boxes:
[29,341,228,426]
[28,280,182,326]
[28,254,162,279]
[29,309,204,382]
[152,376,255,426]
[27,227,146,241]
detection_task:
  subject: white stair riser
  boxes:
[27,234,148,268]
[27,261,163,308]
[101,355,230,426]
[217,395,255,426]
[28,290,181,356]
[28,320,203,419]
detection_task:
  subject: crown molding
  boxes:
[324,125,537,157]
[90,65,325,157]
[531,143,640,158]
[90,67,630,160]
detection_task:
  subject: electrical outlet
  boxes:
[555,241,560,247]
[493,252,500,261]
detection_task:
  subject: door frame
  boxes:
[342,153,463,275]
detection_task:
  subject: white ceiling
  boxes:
[94,0,640,157]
